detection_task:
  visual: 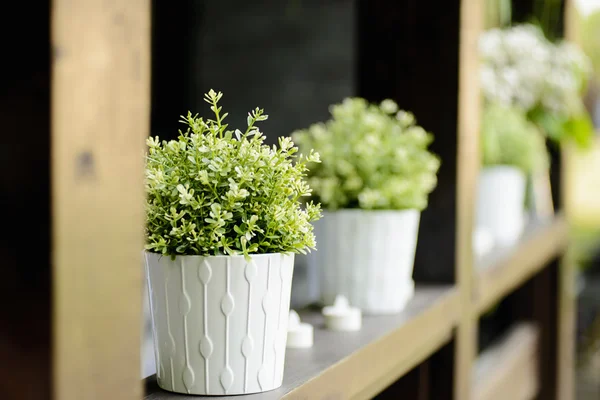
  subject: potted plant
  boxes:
[292,98,440,314]
[480,24,593,219]
[144,90,321,395]
[477,103,549,246]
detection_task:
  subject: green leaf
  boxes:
[563,114,594,149]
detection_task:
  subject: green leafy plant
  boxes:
[482,103,549,173]
[145,90,322,257]
[292,98,440,210]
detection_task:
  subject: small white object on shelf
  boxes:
[287,310,314,348]
[473,227,495,259]
[476,166,526,246]
[322,295,362,331]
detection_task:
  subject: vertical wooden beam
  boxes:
[51,1,150,399]
[456,0,483,398]
[558,2,577,398]
[557,176,576,400]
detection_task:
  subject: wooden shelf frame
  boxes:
[34,0,576,399]
[474,215,569,315]
[144,0,574,399]
[472,323,540,400]
[145,287,459,400]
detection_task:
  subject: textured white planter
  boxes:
[145,252,294,395]
[476,166,526,246]
[290,252,320,309]
[315,209,420,314]
[142,279,157,378]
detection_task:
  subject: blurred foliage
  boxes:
[532,0,564,41]
[485,0,563,39]
[480,24,594,148]
[485,0,511,28]
[581,9,600,82]
[481,103,549,173]
[293,98,440,211]
[530,107,594,148]
[571,226,600,271]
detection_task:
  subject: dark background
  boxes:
[152,0,355,144]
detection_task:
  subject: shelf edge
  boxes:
[282,288,460,400]
[475,215,568,314]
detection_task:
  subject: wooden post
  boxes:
[558,1,578,398]
[456,0,483,398]
[51,1,150,399]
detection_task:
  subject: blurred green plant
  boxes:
[482,103,549,173]
[533,0,564,41]
[293,98,440,210]
[480,24,594,148]
[571,226,600,272]
[485,0,511,29]
[145,90,322,257]
[581,10,600,82]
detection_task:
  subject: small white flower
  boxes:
[380,99,398,114]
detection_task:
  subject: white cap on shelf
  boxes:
[322,295,362,331]
[287,310,314,348]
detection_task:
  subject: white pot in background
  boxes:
[290,252,320,309]
[145,252,294,395]
[315,209,420,314]
[476,166,526,246]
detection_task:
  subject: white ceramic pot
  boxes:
[145,252,294,395]
[290,252,320,309]
[142,279,157,378]
[476,166,526,246]
[315,209,420,314]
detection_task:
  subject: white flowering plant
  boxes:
[482,103,549,173]
[145,90,322,257]
[480,24,594,147]
[292,98,440,211]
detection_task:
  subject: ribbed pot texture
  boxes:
[145,252,294,395]
[314,209,420,314]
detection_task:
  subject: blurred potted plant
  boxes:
[293,98,440,314]
[144,90,321,395]
[477,103,549,246]
[480,24,593,218]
